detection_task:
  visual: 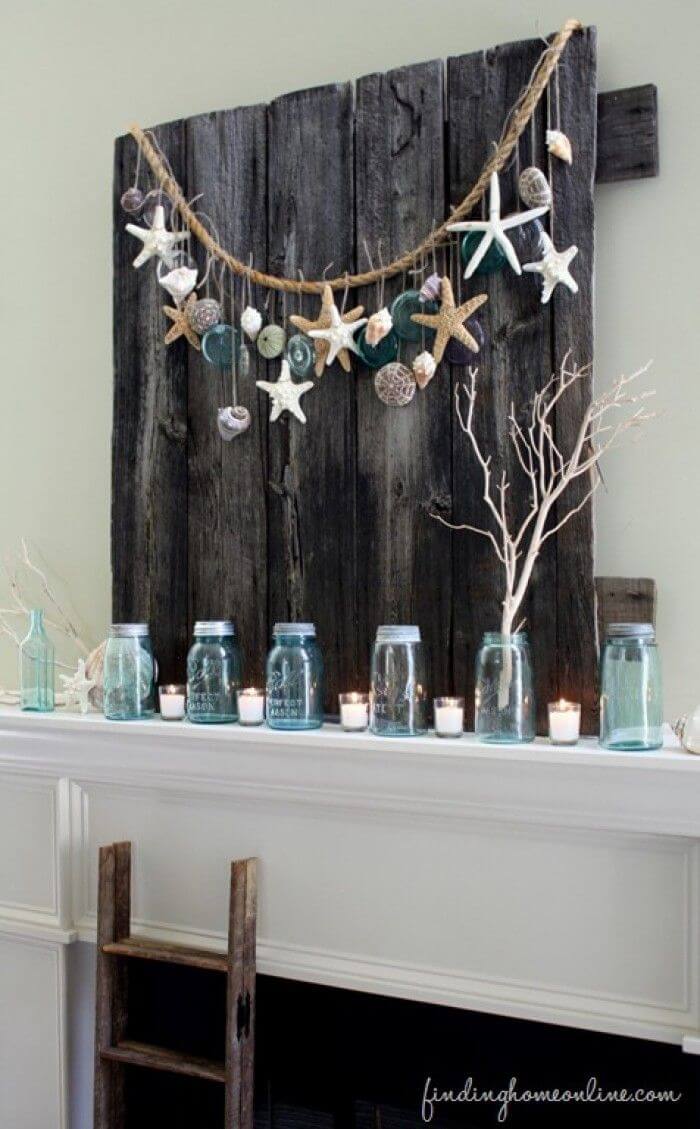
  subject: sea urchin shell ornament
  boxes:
[241,305,263,341]
[365,307,393,346]
[518,167,552,209]
[187,297,221,335]
[217,405,252,440]
[374,363,416,407]
[257,324,286,359]
[412,351,437,390]
[546,129,573,164]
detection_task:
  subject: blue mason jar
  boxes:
[370,625,429,736]
[475,632,535,743]
[104,624,156,721]
[266,623,324,730]
[187,621,243,724]
[600,623,663,750]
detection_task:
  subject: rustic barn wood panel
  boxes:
[113,28,605,729]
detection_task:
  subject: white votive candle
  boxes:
[159,685,186,721]
[548,699,581,745]
[434,697,465,737]
[238,688,265,726]
[339,692,369,732]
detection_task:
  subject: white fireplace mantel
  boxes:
[1,706,700,1126]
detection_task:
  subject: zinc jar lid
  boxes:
[607,622,655,640]
[375,624,421,643]
[110,623,149,638]
[273,622,316,637]
[193,620,236,637]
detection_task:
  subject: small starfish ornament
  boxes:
[163,293,200,348]
[447,171,549,278]
[59,659,95,715]
[125,204,188,269]
[410,276,488,365]
[290,284,365,375]
[309,300,367,370]
[523,233,578,304]
[256,358,314,424]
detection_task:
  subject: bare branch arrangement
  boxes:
[435,353,655,636]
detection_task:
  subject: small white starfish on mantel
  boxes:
[523,232,579,304]
[447,170,550,278]
[125,204,188,269]
[59,659,95,715]
[309,303,368,369]
[256,358,314,424]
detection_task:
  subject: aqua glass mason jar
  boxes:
[600,623,663,750]
[370,625,429,736]
[103,624,156,721]
[265,623,324,730]
[186,621,243,724]
[475,632,535,743]
[20,609,55,712]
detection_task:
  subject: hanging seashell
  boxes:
[518,166,552,209]
[85,640,107,710]
[120,187,144,214]
[158,265,198,304]
[374,362,416,407]
[241,305,263,341]
[412,351,437,390]
[217,405,252,440]
[365,307,393,346]
[257,323,286,359]
[419,273,442,303]
[546,129,573,165]
[187,297,221,335]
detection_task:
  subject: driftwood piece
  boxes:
[596,84,658,184]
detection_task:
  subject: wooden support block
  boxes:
[596,85,659,183]
[225,857,258,1129]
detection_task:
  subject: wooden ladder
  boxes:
[94,841,256,1128]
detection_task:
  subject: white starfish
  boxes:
[447,171,549,278]
[308,303,367,367]
[523,233,578,304]
[59,659,95,715]
[125,204,188,269]
[256,358,314,424]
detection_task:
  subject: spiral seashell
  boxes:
[365,307,393,346]
[419,272,442,303]
[187,297,222,335]
[120,187,144,214]
[257,323,286,359]
[374,362,416,407]
[217,405,252,440]
[158,265,198,304]
[241,305,263,341]
[518,166,552,209]
[85,640,107,710]
[412,350,437,390]
[546,129,573,165]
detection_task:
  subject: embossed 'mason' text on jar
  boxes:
[186,621,243,724]
[265,623,324,730]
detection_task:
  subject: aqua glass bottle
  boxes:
[186,621,243,724]
[474,631,535,743]
[266,623,324,730]
[600,623,663,750]
[20,609,55,712]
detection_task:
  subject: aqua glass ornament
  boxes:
[461,232,507,276]
[202,324,243,369]
[356,327,399,369]
[390,291,437,343]
[286,333,315,378]
[20,609,55,712]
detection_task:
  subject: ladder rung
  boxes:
[100,1039,226,1083]
[102,935,227,973]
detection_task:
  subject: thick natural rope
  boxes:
[128,18,582,295]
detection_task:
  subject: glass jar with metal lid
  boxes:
[265,623,324,730]
[600,623,663,750]
[103,623,156,721]
[186,621,243,724]
[370,625,428,736]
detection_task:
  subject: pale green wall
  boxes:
[0,0,696,716]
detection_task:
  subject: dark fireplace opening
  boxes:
[122,969,699,1127]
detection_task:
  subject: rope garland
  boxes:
[128,17,582,295]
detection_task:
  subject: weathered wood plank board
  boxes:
[596,84,658,184]
[595,576,657,648]
[355,59,450,701]
[267,83,358,705]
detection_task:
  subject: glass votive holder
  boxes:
[159,684,186,721]
[238,687,265,726]
[339,692,369,732]
[548,699,581,745]
[434,696,465,737]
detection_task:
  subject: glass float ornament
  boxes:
[202,324,248,373]
[390,290,437,343]
[187,297,221,335]
[460,231,507,276]
[374,362,416,407]
[518,166,552,209]
[241,305,263,341]
[444,317,485,363]
[257,324,286,359]
[141,188,173,226]
[286,333,316,378]
[217,405,252,441]
[356,327,399,370]
[120,186,144,214]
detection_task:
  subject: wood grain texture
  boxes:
[101,1039,226,1083]
[225,857,257,1129]
[595,577,657,648]
[94,842,131,1129]
[596,84,658,184]
[102,935,228,973]
[355,60,450,702]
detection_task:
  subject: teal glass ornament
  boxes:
[202,324,242,369]
[460,232,507,276]
[286,333,315,378]
[356,327,399,369]
[600,624,663,750]
[390,291,437,343]
[20,609,55,712]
